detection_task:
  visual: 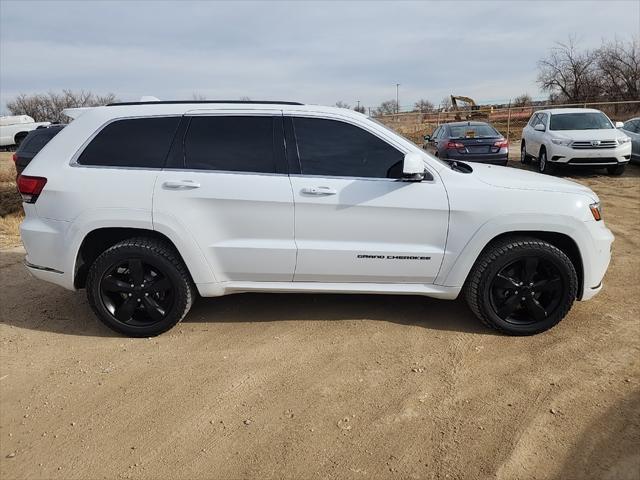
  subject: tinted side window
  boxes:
[184,116,275,173]
[78,117,180,167]
[293,117,404,178]
[431,126,441,138]
[529,113,540,126]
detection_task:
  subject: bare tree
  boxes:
[512,93,532,107]
[374,99,399,116]
[191,92,207,100]
[596,37,639,101]
[414,99,434,113]
[239,96,252,101]
[537,36,600,103]
[334,101,351,109]
[353,104,366,114]
[6,90,117,122]
[439,96,452,111]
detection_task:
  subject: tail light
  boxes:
[17,175,47,203]
[12,153,18,163]
[494,138,509,149]
[446,141,465,150]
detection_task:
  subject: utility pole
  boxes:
[395,83,400,113]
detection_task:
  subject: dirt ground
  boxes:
[1,150,639,480]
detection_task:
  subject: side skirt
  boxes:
[196,281,461,300]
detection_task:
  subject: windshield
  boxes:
[549,112,613,131]
[449,124,499,138]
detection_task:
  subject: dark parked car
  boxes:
[12,124,65,175]
[423,121,508,165]
[618,117,640,164]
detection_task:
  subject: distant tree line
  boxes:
[6,90,117,123]
[537,36,638,103]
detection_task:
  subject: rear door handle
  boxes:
[163,180,201,190]
[301,186,337,196]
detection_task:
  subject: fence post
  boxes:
[506,101,512,143]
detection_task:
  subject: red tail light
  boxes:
[446,141,465,150]
[494,138,509,149]
[17,175,47,203]
[12,153,18,163]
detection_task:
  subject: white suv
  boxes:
[521,108,632,175]
[19,101,614,337]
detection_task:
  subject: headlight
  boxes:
[551,138,572,146]
[617,136,631,144]
[589,202,602,221]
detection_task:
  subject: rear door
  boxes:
[153,112,296,282]
[287,114,449,284]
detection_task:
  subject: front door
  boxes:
[288,115,449,283]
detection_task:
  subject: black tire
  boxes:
[606,164,626,176]
[520,142,532,164]
[86,237,195,337]
[538,148,555,174]
[464,236,577,335]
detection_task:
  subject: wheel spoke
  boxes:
[497,295,521,318]
[129,259,144,285]
[115,298,138,323]
[494,273,520,290]
[146,277,172,294]
[142,296,165,322]
[524,296,547,321]
[102,275,133,293]
[523,257,539,283]
[534,277,561,293]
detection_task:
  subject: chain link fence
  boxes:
[375,100,640,145]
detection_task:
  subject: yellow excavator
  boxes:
[450,95,488,121]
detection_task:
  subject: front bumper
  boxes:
[548,143,632,166]
[579,219,614,301]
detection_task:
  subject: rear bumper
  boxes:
[444,153,508,165]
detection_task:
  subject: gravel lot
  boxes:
[1,153,639,479]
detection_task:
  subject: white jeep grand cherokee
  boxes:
[19,101,614,337]
[521,108,632,175]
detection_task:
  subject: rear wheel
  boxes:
[538,148,555,174]
[607,164,626,176]
[465,237,577,335]
[86,237,195,337]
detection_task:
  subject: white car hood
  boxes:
[471,163,598,201]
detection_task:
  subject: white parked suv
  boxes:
[19,101,614,337]
[520,108,632,175]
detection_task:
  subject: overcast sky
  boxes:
[1,0,638,112]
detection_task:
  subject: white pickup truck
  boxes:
[0,115,51,148]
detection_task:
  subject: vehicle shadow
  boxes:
[557,389,640,479]
[507,155,640,179]
[0,248,493,338]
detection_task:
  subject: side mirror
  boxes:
[423,135,431,141]
[534,123,546,132]
[402,152,426,181]
[615,121,624,128]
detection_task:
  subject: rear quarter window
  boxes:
[77,117,180,168]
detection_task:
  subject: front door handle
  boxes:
[163,180,201,190]
[301,186,337,196]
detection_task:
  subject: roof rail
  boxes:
[106,100,304,107]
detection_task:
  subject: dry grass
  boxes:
[0,152,22,247]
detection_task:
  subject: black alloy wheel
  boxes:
[100,258,174,326]
[489,256,564,325]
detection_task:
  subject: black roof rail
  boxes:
[106,100,304,107]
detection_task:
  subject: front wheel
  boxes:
[464,237,578,335]
[520,142,531,164]
[538,149,555,174]
[86,237,195,337]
